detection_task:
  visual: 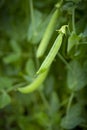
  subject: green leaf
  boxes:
[3,53,20,63]
[10,39,21,53]
[83,25,87,37]
[65,0,81,3]
[61,103,84,129]
[49,92,60,114]
[27,9,50,44]
[61,115,84,129]
[25,59,36,77]
[0,77,13,91]
[44,75,54,95]
[34,112,50,127]
[0,91,11,109]
[67,60,87,91]
[3,39,21,63]
[67,32,80,53]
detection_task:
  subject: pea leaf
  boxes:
[3,53,20,63]
[27,9,50,44]
[67,60,87,91]
[65,0,81,3]
[67,32,80,53]
[3,39,21,63]
[0,77,13,91]
[34,112,50,127]
[83,25,87,37]
[49,92,60,114]
[25,59,36,77]
[0,92,11,109]
[61,103,84,129]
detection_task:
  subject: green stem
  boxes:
[57,52,72,71]
[29,0,35,33]
[72,7,76,33]
[39,90,50,109]
[66,92,74,114]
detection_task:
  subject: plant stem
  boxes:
[66,92,74,114]
[29,0,35,33]
[39,90,50,109]
[57,52,72,71]
[72,7,76,33]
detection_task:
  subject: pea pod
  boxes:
[36,9,60,58]
[37,25,67,74]
[17,69,48,94]
[17,25,67,94]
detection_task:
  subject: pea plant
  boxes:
[0,0,87,130]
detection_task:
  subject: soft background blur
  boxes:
[0,0,87,130]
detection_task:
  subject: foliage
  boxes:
[0,0,87,130]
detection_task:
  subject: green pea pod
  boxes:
[37,25,67,74]
[17,69,48,94]
[17,25,67,94]
[36,9,59,58]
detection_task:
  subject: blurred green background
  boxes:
[0,0,87,130]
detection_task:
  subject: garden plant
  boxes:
[0,0,87,130]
